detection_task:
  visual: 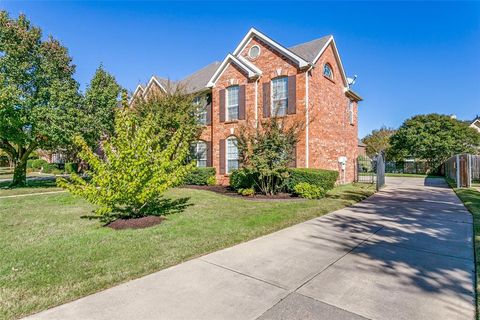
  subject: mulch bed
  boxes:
[183,185,305,201]
[107,216,166,230]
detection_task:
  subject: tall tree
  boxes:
[389,114,480,170]
[82,65,121,149]
[362,126,396,158]
[0,11,80,186]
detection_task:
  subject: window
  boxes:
[226,86,239,121]
[348,101,354,125]
[248,45,260,59]
[193,141,207,167]
[194,96,207,125]
[323,63,333,79]
[271,77,288,116]
[226,136,239,173]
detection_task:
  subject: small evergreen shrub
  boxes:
[42,163,61,174]
[293,182,325,199]
[30,159,48,170]
[229,169,257,190]
[286,168,338,193]
[238,187,255,197]
[183,167,216,185]
[206,175,216,186]
[64,162,78,174]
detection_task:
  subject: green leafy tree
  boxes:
[362,126,396,158]
[0,12,81,187]
[58,92,197,223]
[237,118,301,195]
[389,114,480,170]
[82,65,121,149]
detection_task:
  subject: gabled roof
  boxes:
[233,27,310,69]
[288,35,332,63]
[206,54,262,87]
[179,61,221,94]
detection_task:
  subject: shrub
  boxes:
[183,167,216,185]
[64,162,78,174]
[229,169,257,190]
[30,159,48,170]
[42,163,61,174]
[286,168,338,193]
[238,187,255,197]
[26,159,34,169]
[206,175,216,186]
[293,182,325,199]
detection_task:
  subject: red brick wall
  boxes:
[308,43,358,183]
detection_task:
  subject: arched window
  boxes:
[193,141,207,167]
[323,63,333,79]
[271,77,288,116]
[226,136,239,173]
[348,101,354,125]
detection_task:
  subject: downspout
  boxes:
[255,78,259,128]
[305,65,313,168]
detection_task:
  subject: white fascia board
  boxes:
[233,27,309,68]
[206,54,260,87]
[237,55,263,75]
[312,36,348,88]
[145,76,167,94]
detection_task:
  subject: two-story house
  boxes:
[132,28,362,185]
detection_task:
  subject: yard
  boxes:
[450,185,480,319]
[0,182,374,319]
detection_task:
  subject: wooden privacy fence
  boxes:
[444,154,479,188]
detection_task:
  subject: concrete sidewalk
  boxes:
[25,177,475,320]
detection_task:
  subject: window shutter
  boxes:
[238,85,246,120]
[287,75,296,114]
[205,141,212,167]
[262,82,270,118]
[219,139,226,174]
[289,144,297,168]
[219,89,225,122]
[206,95,212,125]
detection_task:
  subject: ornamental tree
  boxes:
[362,126,396,159]
[0,11,81,187]
[58,92,197,223]
[237,118,301,195]
[389,114,480,170]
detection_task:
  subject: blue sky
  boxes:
[2,1,479,138]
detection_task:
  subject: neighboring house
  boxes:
[470,116,480,132]
[132,28,362,184]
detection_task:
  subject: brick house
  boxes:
[132,28,362,184]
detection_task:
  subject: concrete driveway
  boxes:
[25,177,475,320]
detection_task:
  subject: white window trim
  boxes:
[248,45,261,59]
[195,141,207,167]
[270,77,288,117]
[225,136,238,174]
[226,86,239,121]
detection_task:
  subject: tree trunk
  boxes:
[11,157,27,187]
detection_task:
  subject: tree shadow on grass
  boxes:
[81,196,193,223]
[0,176,58,189]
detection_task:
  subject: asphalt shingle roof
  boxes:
[288,35,332,63]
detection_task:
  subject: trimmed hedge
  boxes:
[183,167,216,185]
[29,159,48,170]
[286,168,339,193]
[229,169,257,190]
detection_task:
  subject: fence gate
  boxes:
[376,152,386,190]
[356,152,386,190]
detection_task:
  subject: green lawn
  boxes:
[0,179,63,197]
[0,167,52,181]
[450,185,480,319]
[0,183,375,319]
